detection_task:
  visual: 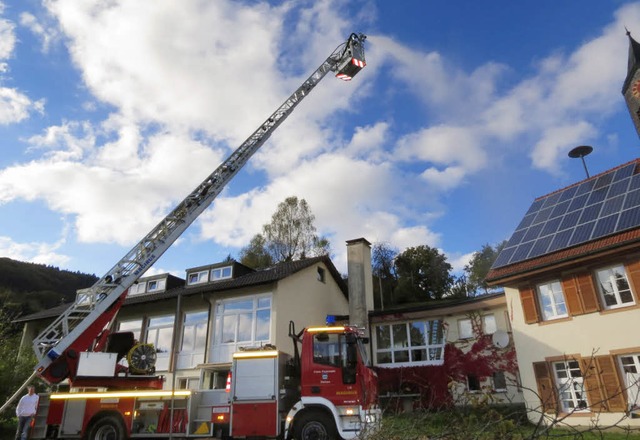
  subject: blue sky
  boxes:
[0,0,639,278]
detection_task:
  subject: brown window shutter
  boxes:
[533,361,557,413]
[581,358,604,411]
[576,271,600,314]
[561,276,583,316]
[626,259,640,303]
[519,286,540,324]
[595,355,627,412]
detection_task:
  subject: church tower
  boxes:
[622,31,640,137]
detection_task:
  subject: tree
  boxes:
[371,242,398,309]
[464,241,506,295]
[239,196,330,269]
[394,245,453,302]
[239,235,274,269]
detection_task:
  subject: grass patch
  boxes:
[372,407,640,440]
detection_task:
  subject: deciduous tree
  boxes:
[394,245,453,302]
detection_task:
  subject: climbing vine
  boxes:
[375,312,518,412]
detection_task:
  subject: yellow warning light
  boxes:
[233,350,278,359]
[50,390,191,400]
[306,326,346,333]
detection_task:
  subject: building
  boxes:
[369,291,522,411]
[486,158,640,427]
[16,255,349,391]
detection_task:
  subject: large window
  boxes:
[537,281,568,321]
[375,320,445,366]
[118,319,143,341]
[214,296,271,346]
[619,354,640,410]
[181,310,208,352]
[146,315,174,354]
[553,360,588,413]
[458,314,497,339]
[596,265,635,310]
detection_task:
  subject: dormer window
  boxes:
[147,279,166,292]
[188,270,209,285]
[129,282,146,295]
[211,266,232,281]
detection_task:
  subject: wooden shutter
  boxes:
[575,271,600,314]
[626,259,640,303]
[519,286,540,324]
[533,361,557,413]
[581,358,604,411]
[595,355,627,412]
[561,276,583,316]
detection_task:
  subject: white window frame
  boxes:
[188,270,209,285]
[483,314,497,335]
[375,320,445,367]
[214,295,272,347]
[211,266,232,281]
[129,282,146,295]
[118,319,143,341]
[619,354,640,411]
[553,360,589,413]
[147,279,166,292]
[145,315,175,354]
[177,377,200,390]
[537,280,568,321]
[595,264,635,310]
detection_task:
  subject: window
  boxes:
[214,296,271,346]
[147,279,166,292]
[595,265,635,310]
[178,377,200,390]
[313,333,344,367]
[619,354,640,410]
[375,320,445,366]
[458,318,473,339]
[181,310,208,353]
[211,266,232,281]
[537,280,568,321]
[145,315,175,353]
[493,371,507,392]
[483,314,497,335]
[118,319,143,341]
[467,375,481,392]
[553,360,588,412]
[188,270,208,285]
[317,267,326,283]
[129,282,146,295]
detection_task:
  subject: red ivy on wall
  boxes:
[374,333,519,411]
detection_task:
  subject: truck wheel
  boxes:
[85,415,127,440]
[294,412,337,440]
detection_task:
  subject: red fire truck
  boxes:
[4,32,380,440]
[35,322,379,439]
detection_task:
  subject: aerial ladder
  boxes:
[16,32,366,392]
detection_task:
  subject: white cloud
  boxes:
[0,236,70,267]
[20,12,60,52]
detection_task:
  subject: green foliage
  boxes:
[239,196,330,268]
[372,242,399,308]
[464,241,506,295]
[0,258,98,321]
[394,245,453,302]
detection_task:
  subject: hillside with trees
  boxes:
[0,258,98,323]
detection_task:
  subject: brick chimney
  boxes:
[346,238,374,330]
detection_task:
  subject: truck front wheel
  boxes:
[293,412,337,440]
[85,415,127,440]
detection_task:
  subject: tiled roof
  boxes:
[487,158,640,284]
[369,291,505,318]
[14,255,346,323]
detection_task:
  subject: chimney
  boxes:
[346,238,374,330]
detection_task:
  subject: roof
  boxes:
[14,255,347,323]
[369,291,505,319]
[487,158,640,284]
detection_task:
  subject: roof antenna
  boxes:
[568,145,593,178]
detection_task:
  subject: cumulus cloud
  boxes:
[0,236,70,267]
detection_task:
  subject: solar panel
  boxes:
[493,161,640,269]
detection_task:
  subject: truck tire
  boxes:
[85,415,127,440]
[293,412,337,440]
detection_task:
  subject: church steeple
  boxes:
[622,30,640,137]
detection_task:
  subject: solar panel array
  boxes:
[492,161,640,269]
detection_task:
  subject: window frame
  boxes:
[145,315,175,354]
[214,295,272,347]
[536,280,569,321]
[211,266,233,281]
[375,320,445,367]
[619,353,640,410]
[188,270,209,285]
[595,264,636,310]
[552,359,589,413]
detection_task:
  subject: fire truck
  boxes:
[7,32,381,439]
